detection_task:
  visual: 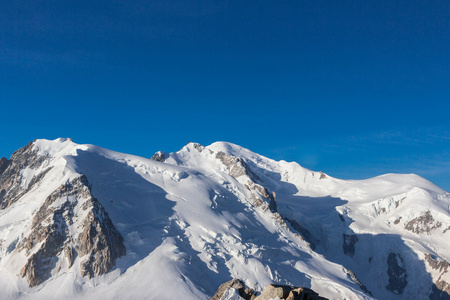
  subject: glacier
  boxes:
[0,138,448,299]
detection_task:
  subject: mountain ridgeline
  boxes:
[0,138,449,299]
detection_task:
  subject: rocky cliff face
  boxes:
[17,175,126,286]
[405,211,442,234]
[426,254,450,300]
[0,157,9,174]
[0,141,51,209]
[0,142,126,287]
[212,148,278,214]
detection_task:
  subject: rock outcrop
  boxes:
[343,233,358,257]
[255,284,291,300]
[425,254,450,299]
[405,211,442,234]
[254,284,327,300]
[214,151,278,213]
[18,175,126,287]
[0,141,51,209]
[0,157,8,174]
[212,280,328,300]
[151,151,168,162]
[284,217,317,250]
[211,279,255,300]
[345,269,373,296]
[216,151,261,182]
[386,252,408,294]
[431,279,450,300]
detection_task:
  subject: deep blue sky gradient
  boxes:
[1,1,449,190]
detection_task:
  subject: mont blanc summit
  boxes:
[0,138,449,299]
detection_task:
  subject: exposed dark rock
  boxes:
[0,165,53,209]
[343,234,358,257]
[425,254,450,299]
[151,151,168,162]
[319,172,327,180]
[395,197,406,208]
[18,175,125,287]
[345,269,373,296]
[214,150,313,250]
[405,211,442,234]
[425,254,449,274]
[255,284,291,300]
[65,246,75,268]
[394,217,402,225]
[211,278,246,300]
[212,280,328,300]
[192,142,205,152]
[431,278,450,300]
[0,157,9,175]
[243,288,256,300]
[386,252,408,294]
[286,287,328,300]
[214,151,281,216]
[374,197,406,216]
[78,193,126,278]
[18,194,68,286]
[246,181,277,213]
[20,253,54,288]
[0,141,51,209]
[285,217,318,250]
[252,284,328,300]
[216,151,261,182]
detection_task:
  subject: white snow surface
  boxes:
[0,138,449,300]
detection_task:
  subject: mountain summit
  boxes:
[0,139,448,299]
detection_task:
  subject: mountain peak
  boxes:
[0,139,448,299]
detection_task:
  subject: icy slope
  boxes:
[0,139,370,299]
[173,141,449,300]
[159,141,450,299]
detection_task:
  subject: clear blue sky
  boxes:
[1,1,449,191]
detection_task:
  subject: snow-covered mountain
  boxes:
[0,138,448,299]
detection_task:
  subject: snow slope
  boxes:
[0,138,448,299]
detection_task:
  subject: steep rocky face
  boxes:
[207,146,321,253]
[0,157,9,174]
[405,211,442,234]
[0,141,52,209]
[386,252,408,294]
[345,269,373,297]
[77,185,127,278]
[17,175,126,287]
[343,234,358,257]
[426,254,449,274]
[216,151,261,183]
[214,150,277,213]
[284,217,318,250]
[431,280,450,300]
[245,180,277,213]
[426,254,450,299]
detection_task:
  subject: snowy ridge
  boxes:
[0,138,449,299]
